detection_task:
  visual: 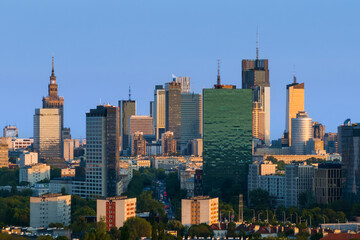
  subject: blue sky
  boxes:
[0,0,359,139]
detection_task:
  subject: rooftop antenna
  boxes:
[293,64,297,83]
[217,58,221,85]
[51,53,55,76]
[256,27,259,60]
[129,85,131,100]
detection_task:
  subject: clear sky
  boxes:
[0,0,359,140]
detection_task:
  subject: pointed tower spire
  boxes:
[129,85,131,100]
[217,59,221,85]
[256,27,259,60]
[51,54,55,76]
[293,64,297,83]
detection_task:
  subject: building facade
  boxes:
[165,81,182,149]
[162,131,177,156]
[291,111,313,154]
[181,196,218,226]
[119,100,136,154]
[30,194,71,228]
[97,196,136,230]
[313,163,342,204]
[19,151,38,167]
[131,132,147,156]
[0,143,9,168]
[19,163,50,186]
[153,85,166,140]
[175,76,191,93]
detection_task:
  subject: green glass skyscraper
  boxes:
[202,88,252,199]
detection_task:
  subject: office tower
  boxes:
[62,128,71,140]
[313,122,325,140]
[149,101,154,117]
[3,126,18,138]
[42,56,64,133]
[97,196,136,230]
[19,152,38,167]
[242,51,270,145]
[19,163,50,186]
[180,93,202,154]
[131,131,147,156]
[181,196,218,226]
[285,77,305,146]
[119,100,136,153]
[86,105,120,197]
[338,119,360,201]
[0,143,9,168]
[162,131,177,156]
[174,76,191,93]
[203,71,252,197]
[285,164,314,207]
[153,85,166,140]
[324,133,338,154]
[129,116,153,137]
[291,111,312,154]
[63,139,74,161]
[30,194,71,228]
[313,163,342,204]
[33,108,63,166]
[165,81,181,148]
[252,102,265,141]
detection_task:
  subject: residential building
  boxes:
[242,57,270,145]
[181,196,218,226]
[85,105,121,198]
[33,108,63,167]
[313,163,342,204]
[42,56,64,135]
[338,120,360,201]
[49,178,73,194]
[284,77,304,147]
[153,85,166,140]
[19,151,38,167]
[3,126,18,138]
[119,100,136,154]
[0,143,9,168]
[180,93,202,154]
[203,79,252,197]
[19,163,50,186]
[30,194,71,228]
[131,132,147,156]
[165,81,181,149]
[162,131,177,156]
[291,111,312,154]
[97,196,136,230]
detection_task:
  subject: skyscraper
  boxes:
[291,111,312,155]
[153,85,166,140]
[174,76,190,93]
[242,55,270,145]
[165,81,181,148]
[203,69,252,198]
[42,56,64,133]
[3,126,18,138]
[119,100,136,154]
[86,105,120,197]
[313,122,326,140]
[338,119,360,201]
[180,93,202,154]
[33,108,63,167]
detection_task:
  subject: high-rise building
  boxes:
[203,73,252,197]
[180,93,202,154]
[291,111,312,155]
[3,126,18,138]
[153,85,166,140]
[313,122,326,141]
[313,163,342,204]
[63,139,74,161]
[86,105,120,197]
[97,196,136,230]
[324,133,338,154]
[33,108,63,166]
[338,120,360,201]
[181,196,218,226]
[165,81,182,149]
[252,102,265,141]
[119,100,136,153]
[30,194,71,228]
[131,131,147,156]
[129,116,153,138]
[242,56,270,145]
[42,56,64,134]
[285,77,305,146]
[0,143,9,168]
[162,131,177,156]
[174,76,191,93]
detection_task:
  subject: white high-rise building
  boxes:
[30,194,71,228]
[175,76,191,93]
[33,108,61,161]
[291,111,312,154]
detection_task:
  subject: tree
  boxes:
[121,217,152,240]
[108,227,121,240]
[249,188,270,210]
[188,224,213,238]
[276,160,285,171]
[137,191,166,222]
[49,222,64,228]
[227,222,237,237]
[298,191,315,209]
[50,167,61,179]
[83,220,111,240]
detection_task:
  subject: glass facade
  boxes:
[202,88,252,197]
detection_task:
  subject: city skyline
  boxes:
[1,1,360,139]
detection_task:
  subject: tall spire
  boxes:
[51,54,55,77]
[256,27,259,60]
[217,58,221,85]
[129,85,131,100]
[293,64,297,83]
